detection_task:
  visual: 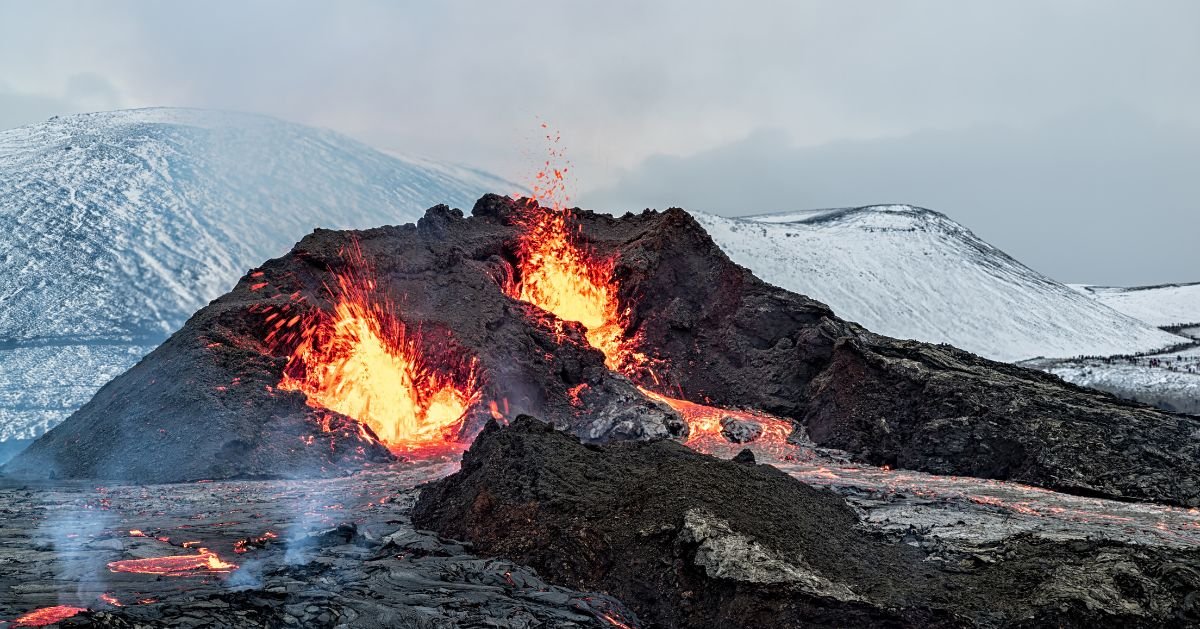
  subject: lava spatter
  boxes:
[276,243,480,458]
[505,127,655,380]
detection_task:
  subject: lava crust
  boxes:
[6,194,1200,507]
[413,417,1200,628]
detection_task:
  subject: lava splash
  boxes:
[278,245,480,456]
[504,133,653,380]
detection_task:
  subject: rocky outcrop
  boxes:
[413,417,1200,628]
[803,333,1200,505]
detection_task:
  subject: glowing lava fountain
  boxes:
[507,202,627,368]
[505,136,650,377]
[278,245,480,456]
[501,127,806,459]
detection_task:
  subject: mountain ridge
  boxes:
[696,204,1183,362]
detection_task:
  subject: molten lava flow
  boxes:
[597,611,636,629]
[106,548,236,576]
[277,246,479,456]
[12,606,87,627]
[639,388,797,460]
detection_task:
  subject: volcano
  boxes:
[7,195,1200,507]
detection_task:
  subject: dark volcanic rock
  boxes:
[8,194,1200,505]
[719,417,763,443]
[803,334,1200,506]
[414,418,1200,629]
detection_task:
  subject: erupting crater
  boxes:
[504,200,661,384]
[274,244,480,457]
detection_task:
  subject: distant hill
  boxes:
[1073,283,1200,329]
[697,205,1184,362]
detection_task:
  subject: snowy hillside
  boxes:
[1030,346,1200,416]
[695,205,1185,363]
[1072,283,1200,328]
[0,108,511,441]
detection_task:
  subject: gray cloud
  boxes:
[0,74,124,130]
[0,1,1197,284]
[584,109,1200,286]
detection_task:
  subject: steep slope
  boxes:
[1073,282,1200,329]
[0,108,510,441]
[695,205,1183,362]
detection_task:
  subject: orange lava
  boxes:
[639,388,797,460]
[98,593,122,607]
[508,202,627,371]
[278,244,479,456]
[12,606,87,627]
[505,128,652,378]
[598,611,636,629]
[106,548,236,577]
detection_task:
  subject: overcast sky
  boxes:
[1,1,1197,285]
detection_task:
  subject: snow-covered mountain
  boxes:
[0,108,512,441]
[1072,283,1200,329]
[695,205,1185,363]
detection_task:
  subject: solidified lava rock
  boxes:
[719,417,763,443]
[7,193,1200,504]
[413,417,1200,629]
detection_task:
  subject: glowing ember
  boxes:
[12,606,87,627]
[234,530,278,554]
[278,244,480,456]
[597,611,636,629]
[106,548,236,576]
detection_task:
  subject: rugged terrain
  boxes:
[0,108,510,442]
[8,195,1200,509]
[4,421,1200,628]
[0,462,635,628]
[414,417,1200,628]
